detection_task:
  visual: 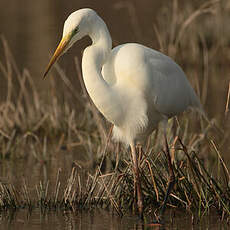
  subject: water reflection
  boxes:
[0,208,228,230]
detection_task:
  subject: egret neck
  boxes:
[81,17,120,124]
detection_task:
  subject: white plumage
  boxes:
[101,43,202,145]
[44,8,203,218]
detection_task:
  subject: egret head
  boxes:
[44,8,97,78]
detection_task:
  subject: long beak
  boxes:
[43,34,71,78]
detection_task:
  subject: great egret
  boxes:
[44,8,203,220]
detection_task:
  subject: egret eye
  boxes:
[73,26,79,35]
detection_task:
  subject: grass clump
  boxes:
[0,137,229,222]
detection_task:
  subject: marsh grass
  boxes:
[0,137,229,221]
[0,0,230,223]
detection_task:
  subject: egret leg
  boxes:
[159,127,175,219]
[130,143,143,219]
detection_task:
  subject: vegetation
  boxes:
[0,0,229,224]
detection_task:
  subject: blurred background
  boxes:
[0,0,230,175]
[0,0,229,117]
[0,0,164,92]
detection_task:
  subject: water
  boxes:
[0,208,228,230]
[0,155,228,230]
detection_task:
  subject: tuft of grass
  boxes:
[0,137,229,221]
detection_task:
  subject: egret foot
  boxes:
[146,218,165,230]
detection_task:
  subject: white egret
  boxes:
[44,8,203,220]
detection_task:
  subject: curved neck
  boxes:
[81,17,118,122]
[83,18,112,73]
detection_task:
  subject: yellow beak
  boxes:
[43,34,71,78]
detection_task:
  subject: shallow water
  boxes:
[0,208,228,230]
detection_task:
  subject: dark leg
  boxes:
[130,143,143,219]
[159,131,175,220]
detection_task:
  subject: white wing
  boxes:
[103,43,202,116]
